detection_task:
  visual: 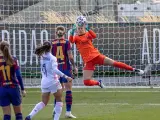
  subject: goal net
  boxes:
[0,0,160,88]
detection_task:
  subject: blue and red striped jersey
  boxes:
[51,39,71,71]
[0,56,19,87]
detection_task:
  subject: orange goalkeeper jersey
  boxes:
[69,30,101,63]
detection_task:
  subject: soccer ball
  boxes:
[76,16,87,27]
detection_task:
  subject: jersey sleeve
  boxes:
[78,30,96,43]
[66,40,71,51]
[68,29,76,43]
[69,35,77,43]
[13,57,24,90]
[88,30,96,39]
[51,57,65,77]
[51,40,54,55]
[13,57,20,70]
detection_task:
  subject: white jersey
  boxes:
[40,52,64,88]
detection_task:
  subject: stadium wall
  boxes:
[0,23,160,75]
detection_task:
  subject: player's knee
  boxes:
[15,113,23,120]
[83,79,91,86]
[64,83,72,91]
[3,114,11,120]
[83,74,92,81]
[65,88,72,91]
[42,102,48,107]
[55,97,62,102]
[40,101,47,107]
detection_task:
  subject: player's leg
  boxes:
[63,70,76,118]
[2,106,11,120]
[52,78,64,117]
[25,89,50,120]
[13,105,23,120]
[83,70,104,88]
[0,87,11,120]
[83,60,104,88]
[83,70,97,85]
[10,87,23,120]
[103,56,144,75]
[53,84,63,120]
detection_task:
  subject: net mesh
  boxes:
[0,0,160,88]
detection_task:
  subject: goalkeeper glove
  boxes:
[85,24,90,31]
[70,24,76,36]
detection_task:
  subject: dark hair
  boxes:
[35,41,51,56]
[56,26,65,38]
[0,41,14,65]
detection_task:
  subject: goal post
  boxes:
[0,0,160,88]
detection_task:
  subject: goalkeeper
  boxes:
[69,16,144,88]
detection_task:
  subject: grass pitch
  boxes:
[1,88,160,120]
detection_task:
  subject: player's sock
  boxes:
[54,99,56,106]
[15,113,23,120]
[29,102,45,118]
[3,115,11,120]
[54,102,63,120]
[66,91,72,112]
[113,61,133,71]
[53,99,56,115]
[83,79,99,86]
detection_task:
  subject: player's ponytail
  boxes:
[35,41,51,56]
[0,41,14,65]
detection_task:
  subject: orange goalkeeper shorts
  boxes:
[83,54,105,70]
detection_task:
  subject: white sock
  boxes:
[54,102,63,120]
[29,102,45,118]
[66,111,71,114]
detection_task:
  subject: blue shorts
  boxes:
[59,70,72,83]
[0,86,21,107]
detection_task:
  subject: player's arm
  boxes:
[67,50,78,74]
[80,25,96,43]
[52,58,73,82]
[69,24,77,43]
[66,40,78,74]
[15,60,24,91]
[88,30,96,39]
[15,59,26,97]
[86,24,96,39]
[67,50,75,67]
[16,69,25,90]
[69,35,75,43]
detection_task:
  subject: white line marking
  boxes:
[26,90,160,93]
[22,103,160,106]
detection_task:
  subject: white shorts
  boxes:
[41,82,62,94]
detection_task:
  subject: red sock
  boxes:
[83,79,99,86]
[113,61,133,71]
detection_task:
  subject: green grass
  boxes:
[1,88,160,120]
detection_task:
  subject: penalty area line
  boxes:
[22,103,160,106]
[26,90,160,93]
